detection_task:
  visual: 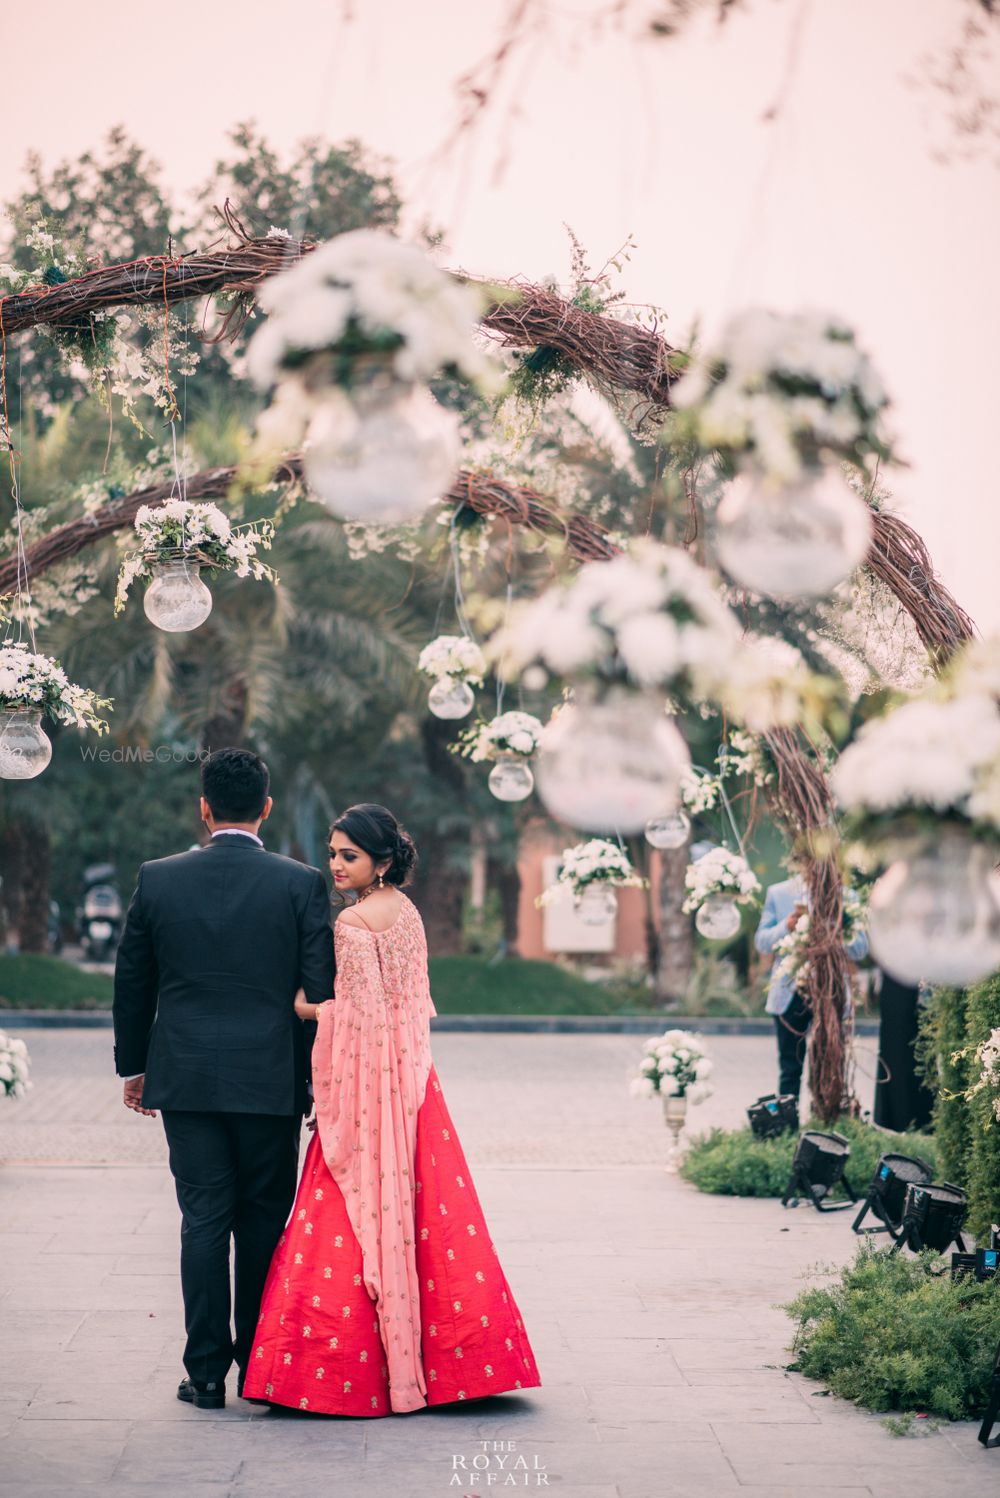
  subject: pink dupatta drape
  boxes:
[311,894,437,1413]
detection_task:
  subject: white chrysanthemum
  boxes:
[417,635,486,683]
[248,230,501,394]
[682,847,760,911]
[832,694,1000,822]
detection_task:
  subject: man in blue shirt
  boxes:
[754,870,869,1100]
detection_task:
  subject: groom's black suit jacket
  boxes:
[112,837,335,1116]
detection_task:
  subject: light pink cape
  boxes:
[311,893,437,1413]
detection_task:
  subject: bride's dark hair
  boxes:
[330,803,418,889]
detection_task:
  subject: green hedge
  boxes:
[0,953,113,1010]
[920,979,1000,1242]
[681,1115,938,1199]
[785,1243,1000,1425]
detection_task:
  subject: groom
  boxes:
[112,747,335,1409]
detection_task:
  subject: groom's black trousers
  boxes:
[160,1110,301,1386]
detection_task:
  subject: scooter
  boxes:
[77,864,123,962]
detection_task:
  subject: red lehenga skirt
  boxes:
[242,1063,540,1415]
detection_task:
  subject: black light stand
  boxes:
[747,1093,799,1139]
[852,1153,934,1241]
[891,1181,969,1255]
[782,1130,857,1212]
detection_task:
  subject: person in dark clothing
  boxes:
[113,748,335,1410]
[873,971,935,1132]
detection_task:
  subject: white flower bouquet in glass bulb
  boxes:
[832,639,1000,985]
[628,1029,714,1105]
[455,709,544,802]
[538,838,645,925]
[0,644,110,779]
[672,308,892,600]
[418,634,486,721]
[115,499,277,631]
[0,1031,32,1100]
[683,847,760,942]
[248,231,502,523]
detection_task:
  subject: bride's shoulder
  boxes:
[337,889,406,933]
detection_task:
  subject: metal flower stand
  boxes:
[662,1092,688,1173]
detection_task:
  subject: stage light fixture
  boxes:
[851,1152,934,1239]
[747,1094,799,1140]
[782,1130,857,1213]
[893,1181,969,1254]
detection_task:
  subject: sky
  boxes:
[3,0,998,627]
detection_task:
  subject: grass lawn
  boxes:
[428,956,657,1015]
[0,952,114,1010]
[0,951,657,1017]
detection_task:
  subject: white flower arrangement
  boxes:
[832,649,1000,850]
[247,229,501,396]
[417,634,486,685]
[672,308,892,483]
[491,540,823,732]
[682,848,760,913]
[115,500,277,614]
[0,644,111,733]
[629,1028,714,1103]
[493,540,737,690]
[773,887,867,990]
[957,1026,1000,1125]
[538,838,646,906]
[457,710,544,763]
[0,1031,32,1100]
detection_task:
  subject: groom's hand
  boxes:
[123,1076,157,1118]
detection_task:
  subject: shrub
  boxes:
[681,1115,938,1199]
[919,979,1000,1242]
[785,1243,1000,1424]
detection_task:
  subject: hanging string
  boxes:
[0,315,36,653]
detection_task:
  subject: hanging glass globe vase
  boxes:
[645,810,691,850]
[144,558,213,633]
[694,894,742,941]
[428,677,476,720]
[488,753,534,803]
[575,885,618,926]
[0,708,52,780]
[867,829,1000,986]
[714,466,874,600]
[536,689,690,835]
[304,375,460,524]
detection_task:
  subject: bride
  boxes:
[242,803,541,1415]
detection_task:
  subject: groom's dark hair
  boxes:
[201,748,270,822]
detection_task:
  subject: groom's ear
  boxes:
[259,796,273,823]
[199,796,212,826]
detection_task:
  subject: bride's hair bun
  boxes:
[330,803,418,888]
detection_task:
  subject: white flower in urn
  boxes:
[0,1031,33,1100]
[629,1029,714,1104]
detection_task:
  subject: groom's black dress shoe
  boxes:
[177,1376,225,1410]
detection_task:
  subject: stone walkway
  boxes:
[0,1029,995,1498]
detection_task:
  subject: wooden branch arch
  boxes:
[0,220,976,1118]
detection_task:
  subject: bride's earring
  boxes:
[377,873,385,889]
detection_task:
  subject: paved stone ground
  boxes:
[0,1029,995,1498]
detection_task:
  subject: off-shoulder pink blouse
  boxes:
[311,893,438,1413]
